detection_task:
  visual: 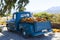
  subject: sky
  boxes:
[25,0,60,12]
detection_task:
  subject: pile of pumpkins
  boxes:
[21,17,47,23]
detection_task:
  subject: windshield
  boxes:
[21,13,29,17]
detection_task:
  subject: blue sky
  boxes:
[25,0,60,12]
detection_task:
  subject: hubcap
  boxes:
[23,31,26,36]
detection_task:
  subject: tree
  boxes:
[33,12,54,20]
[0,0,29,16]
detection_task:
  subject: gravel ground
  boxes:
[0,27,60,40]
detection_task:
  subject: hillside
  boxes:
[45,6,60,14]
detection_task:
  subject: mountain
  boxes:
[45,6,60,14]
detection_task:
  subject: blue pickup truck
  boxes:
[6,12,52,37]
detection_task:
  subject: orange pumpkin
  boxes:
[26,18,34,23]
[41,18,47,22]
[21,17,47,23]
[36,17,42,22]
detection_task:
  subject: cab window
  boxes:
[13,14,16,19]
[21,14,29,17]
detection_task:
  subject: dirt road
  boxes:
[0,27,60,40]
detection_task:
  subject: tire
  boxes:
[0,29,2,32]
[6,24,8,27]
[7,27,12,32]
[6,24,12,32]
[7,27,10,31]
[22,30,29,38]
[6,24,10,31]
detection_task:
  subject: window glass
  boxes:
[21,14,29,17]
[14,14,16,19]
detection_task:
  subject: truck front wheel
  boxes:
[6,24,8,27]
[7,27,11,31]
[6,24,10,31]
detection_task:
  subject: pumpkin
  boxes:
[21,17,47,23]
[21,18,27,22]
[35,17,41,22]
[41,18,47,22]
[26,18,34,23]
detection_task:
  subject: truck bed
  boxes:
[33,21,52,32]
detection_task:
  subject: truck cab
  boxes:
[6,12,52,37]
[6,12,31,31]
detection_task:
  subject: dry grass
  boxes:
[53,29,60,32]
[0,16,12,25]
